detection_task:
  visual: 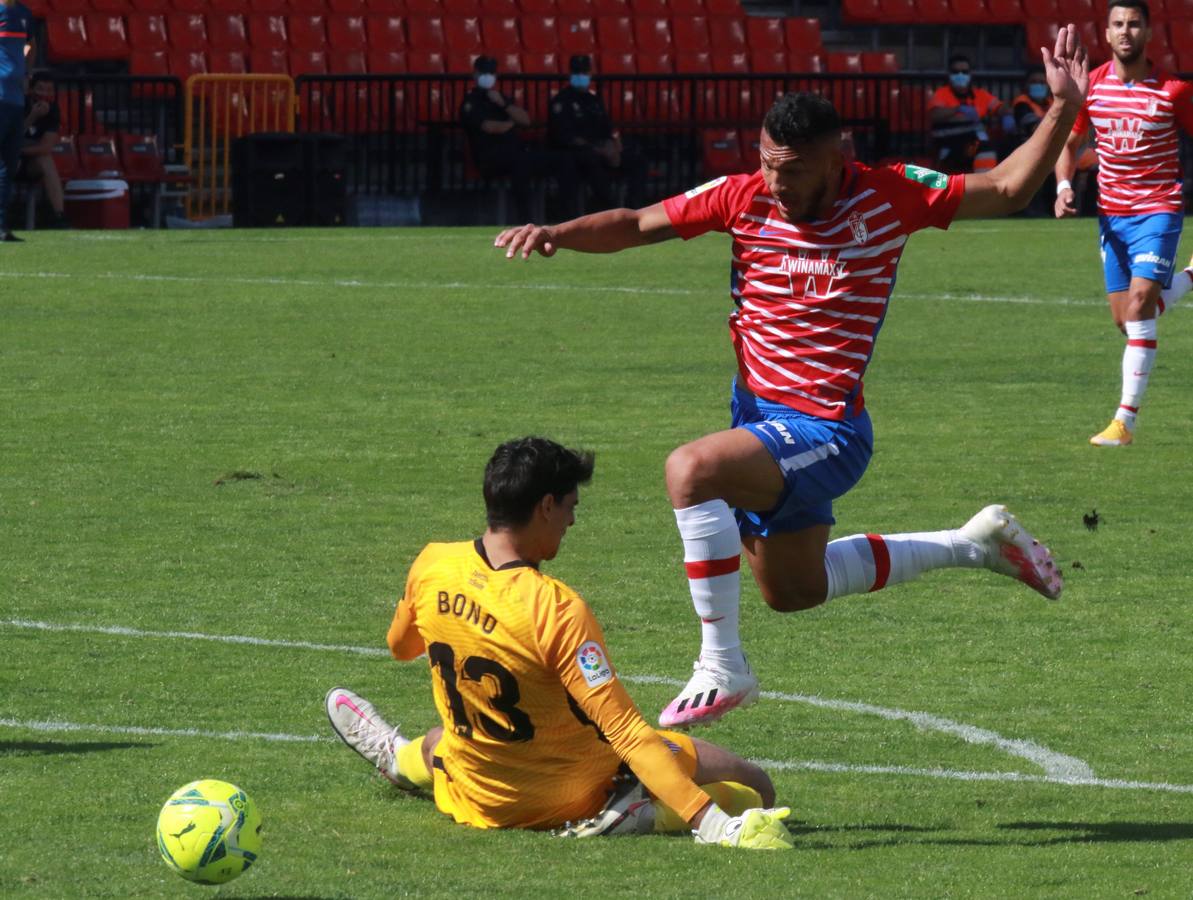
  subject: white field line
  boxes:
[7,617,1189,794]
[0,268,1124,307]
[0,716,325,744]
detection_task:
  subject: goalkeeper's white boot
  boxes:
[959,504,1063,600]
[325,687,415,789]
[659,657,759,728]
[555,777,656,838]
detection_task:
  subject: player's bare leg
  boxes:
[1093,278,1161,446]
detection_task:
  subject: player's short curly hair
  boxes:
[484,437,595,529]
[763,92,841,147]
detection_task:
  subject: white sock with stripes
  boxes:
[823,531,983,600]
[674,500,745,673]
[1115,319,1157,428]
[1159,268,1191,315]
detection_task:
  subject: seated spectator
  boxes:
[928,54,1012,174]
[459,55,580,222]
[19,71,68,228]
[548,54,648,212]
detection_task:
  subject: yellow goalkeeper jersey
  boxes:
[387,539,709,830]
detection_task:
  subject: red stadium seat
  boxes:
[784,18,821,52]
[208,13,249,52]
[290,0,328,11]
[708,15,746,51]
[603,83,641,123]
[90,0,131,12]
[288,15,328,51]
[826,51,863,73]
[558,16,596,53]
[841,0,882,20]
[1057,0,1099,20]
[445,49,475,72]
[366,15,407,51]
[167,12,207,51]
[672,16,710,52]
[328,47,367,72]
[80,13,129,58]
[407,48,446,71]
[557,0,594,13]
[50,0,89,11]
[51,136,82,182]
[949,0,988,21]
[169,0,207,12]
[130,47,169,76]
[710,48,748,71]
[127,13,167,51]
[129,0,170,9]
[521,51,560,72]
[1172,20,1193,49]
[702,128,744,176]
[328,0,367,10]
[750,48,787,72]
[745,18,785,52]
[1021,0,1059,16]
[406,0,444,11]
[598,50,636,73]
[675,49,712,72]
[46,16,89,63]
[596,15,634,51]
[1024,21,1059,60]
[633,17,672,53]
[1170,0,1193,17]
[704,0,742,13]
[493,50,521,71]
[671,0,706,11]
[368,46,407,71]
[444,0,481,12]
[444,17,482,55]
[914,0,952,19]
[521,16,558,52]
[878,0,916,20]
[787,51,824,73]
[407,16,446,50]
[169,50,209,82]
[861,50,899,72]
[250,47,288,73]
[209,48,248,73]
[636,50,673,73]
[248,14,288,51]
[633,0,669,12]
[985,0,1024,21]
[592,0,629,11]
[79,134,124,177]
[482,17,521,53]
[481,0,520,12]
[519,0,558,12]
[290,48,328,75]
[328,15,367,50]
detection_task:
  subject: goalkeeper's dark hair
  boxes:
[484,437,595,529]
[763,93,841,148]
[1109,0,1148,23]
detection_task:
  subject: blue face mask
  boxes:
[1028,83,1048,102]
[476,73,496,90]
[570,74,591,90]
[949,72,971,91]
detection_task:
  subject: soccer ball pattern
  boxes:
[155,779,262,885]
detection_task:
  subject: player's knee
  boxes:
[665,444,714,506]
[1126,286,1157,319]
[759,581,825,613]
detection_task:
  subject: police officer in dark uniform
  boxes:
[547,54,647,212]
[459,55,580,222]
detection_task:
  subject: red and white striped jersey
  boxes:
[1074,61,1193,216]
[662,163,964,420]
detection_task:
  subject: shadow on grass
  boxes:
[790,820,1193,851]
[0,740,155,756]
[998,821,1193,844]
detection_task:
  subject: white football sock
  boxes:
[674,500,744,672]
[1115,318,1157,428]
[823,530,982,600]
[1159,268,1191,315]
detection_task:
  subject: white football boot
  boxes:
[959,504,1063,600]
[325,687,416,789]
[658,657,760,728]
[555,777,656,837]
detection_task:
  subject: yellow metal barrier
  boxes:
[184,74,295,220]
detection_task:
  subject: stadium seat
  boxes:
[603,83,641,122]
[328,0,367,10]
[671,0,706,11]
[51,136,82,183]
[634,0,669,12]
[633,17,672,54]
[787,51,824,73]
[129,0,170,10]
[407,16,446,50]
[166,12,208,51]
[366,15,407,51]
[406,0,445,12]
[709,48,747,72]
[78,133,124,177]
[704,0,742,13]
[1170,0,1193,17]
[50,0,89,11]
[492,50,521,71]
[841,0,883,20]
[46,16,89,63]
[90,0,131,12]
[878,0,916,20]
[130,47,169,76]
[290,0,329,11]
[702,128,744,176]
[558,16,597,54]
[248,14,288,51]
[208,13,249,53]
[1021,0,1059,16]
[444,17,482,56]
[672,16,711,52]
[445,49,475,72]
[745,18,785,53]
[1024,21,1059,59]
[596,15,634,52]
[80,13,129,59]
[861,50,899,72]
[1057,0,1099,20]
[328,15,367,51]
[58,86,96,135]
[675,49,712,72]
[250,46,289,73]
[118,133,190,228]
[368,46,408,71]
[557,0,594,13]
[169,0,207,12]
[481,0,520,12]
[209,48,248,73]
[407,48,446,71]
[598,50,636,73]
[707,15,746,52]
[170,49,209,81]
[593,0,630,12]
[481,17,521,54]
[750,48,787,73]
[328,47,367,73]
[290,48,329,75]
[521,51,560,72]
[985,0,1024,21]
[783,18,821,53]
[636,51,673,73]
[826,51,863,73]
[949,0,988,20]
[128,13,167,51]
[521,16,558,52]
[519,0,558,12]
[444,0,481,12]
[288,15,328,51]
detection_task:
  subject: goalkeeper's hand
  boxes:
[693,804,794,850]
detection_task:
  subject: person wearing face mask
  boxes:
[459,55,581,222]
[929,53,1010,174]
[547,55,648,213]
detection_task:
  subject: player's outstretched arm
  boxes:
[955,23,1089,219]
[494,203,677,259]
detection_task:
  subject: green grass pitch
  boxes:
[2,219,1192,898]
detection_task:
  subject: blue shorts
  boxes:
[731,381,873,537]
[1099,213,1183,293]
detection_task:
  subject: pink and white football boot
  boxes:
[658,657,760,728]
[960,504,1063,600]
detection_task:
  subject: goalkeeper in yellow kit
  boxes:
[326,437,793,849]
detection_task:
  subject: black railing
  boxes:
[49,74,185,162]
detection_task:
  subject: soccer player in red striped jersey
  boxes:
[495,27,1086,728]
[1055,0,1193,446]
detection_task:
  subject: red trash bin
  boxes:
[64,179,131,229]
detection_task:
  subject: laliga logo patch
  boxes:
[576,640,613,687]
[685,176,727,199]
[848,210,869,245]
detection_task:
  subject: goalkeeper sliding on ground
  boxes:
[325,437,793,850]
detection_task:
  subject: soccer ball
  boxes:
[155,779,262,885]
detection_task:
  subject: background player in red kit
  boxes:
[495,26,1086,728]
[1055,0,1193,447]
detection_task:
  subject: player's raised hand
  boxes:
[1042,23,1090,106]
[494,223,557,260]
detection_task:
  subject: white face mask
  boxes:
[476,74,497,90]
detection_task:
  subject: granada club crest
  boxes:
[848,210,869,245]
